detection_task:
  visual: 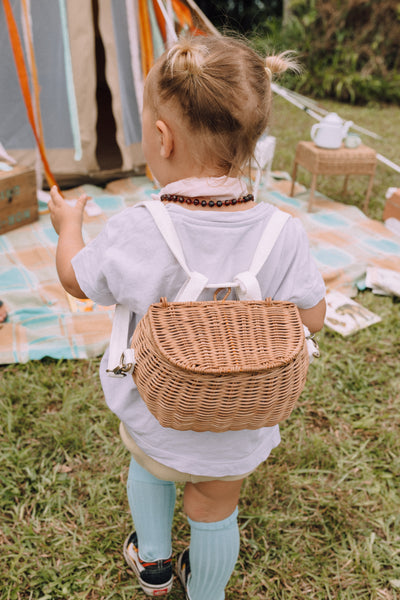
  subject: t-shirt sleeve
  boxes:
[71,225,116,306]
[265,217,326,309]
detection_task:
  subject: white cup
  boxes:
[345,133,361,148]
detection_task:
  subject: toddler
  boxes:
[49,34,326,600]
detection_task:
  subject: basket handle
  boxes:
[213,287,231,302]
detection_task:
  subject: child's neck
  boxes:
[158,174,255,213]
[163,166,231,187]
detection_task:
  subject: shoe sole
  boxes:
[176,552,189,599]
[123,537,173,597]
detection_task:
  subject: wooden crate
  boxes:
[0,164,38,234]
[383,189,400,221]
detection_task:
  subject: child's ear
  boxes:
[156,120,173,158]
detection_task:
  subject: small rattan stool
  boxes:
[290,141,377,212]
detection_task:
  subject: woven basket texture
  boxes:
[296,142,376,175]
[132,298,309,432]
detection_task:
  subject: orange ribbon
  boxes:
[172,0,206,35]
[138,0,154,77]
[152,0,206,47]
[152,0,167,42]
[3,0,60,191]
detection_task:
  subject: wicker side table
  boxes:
[290,141,377,212]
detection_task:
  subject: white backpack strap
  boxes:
[106,304,136,377]
[137,201,191,274]
[234,210,290,300]
[138,200,208,301]
[249,210,290,274]
[233,271,263,301]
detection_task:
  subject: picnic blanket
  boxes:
[1,175,399,365]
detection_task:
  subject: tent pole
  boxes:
[271,83,400,174]
[272,83,381,140]
[377,154,400,174]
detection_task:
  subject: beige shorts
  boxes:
[119,422,254,483]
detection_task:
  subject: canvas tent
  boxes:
[0,0,215,187]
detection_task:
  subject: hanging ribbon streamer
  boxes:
[20,1,45,146]
[58,0,82,162]
[153,0,205,43]
[138,0,154,77]
[20,0,44,190]
[125,0,145,117]
[3,0,59,190]
[152,0,167,43]
[171,0,194,32]
[138,0,154,181]
[147,0,164,59]
[154,0,177,43]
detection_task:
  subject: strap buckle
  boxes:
[106,349,135,378]
[306,333,320,362]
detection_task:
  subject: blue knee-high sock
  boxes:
[187,507,240,600]
[127,457,176,562]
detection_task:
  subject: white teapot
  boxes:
[311,113,353,149]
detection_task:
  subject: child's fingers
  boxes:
[50,185,63,204]
[76,193,90,210]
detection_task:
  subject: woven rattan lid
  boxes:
[146,299,305,374]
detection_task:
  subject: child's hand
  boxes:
[48,186,89,235]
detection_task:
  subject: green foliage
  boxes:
[266,0,400,104]
[195,0,282,35]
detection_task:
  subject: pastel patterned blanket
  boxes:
[1,176,399,364]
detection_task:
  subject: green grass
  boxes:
[1,98,400,599]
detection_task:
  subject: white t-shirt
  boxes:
[72,200,325,476]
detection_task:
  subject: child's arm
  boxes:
[298,297,326,333]
[48,186,89,299]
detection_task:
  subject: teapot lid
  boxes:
[321,112,342,123]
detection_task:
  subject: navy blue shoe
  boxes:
[123,531,173,596]
[176,548,191,599]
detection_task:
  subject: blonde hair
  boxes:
[150,35,300,175]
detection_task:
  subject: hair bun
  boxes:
[167,41,208,75]
[265,51,301,78]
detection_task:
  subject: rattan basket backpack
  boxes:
[107,201,318,432]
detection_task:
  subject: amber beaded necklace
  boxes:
[160,193,254,208]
